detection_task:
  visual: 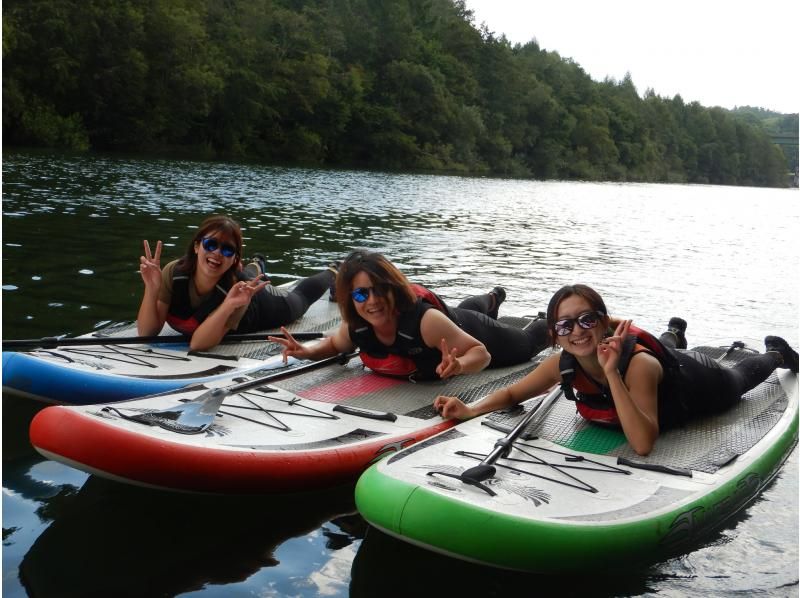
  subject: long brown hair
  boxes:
[176,215,244,286]
[546,284,609,347]
[335,249,416,325]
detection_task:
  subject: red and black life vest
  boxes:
[351,284,454,379]
[165,265,243,335]
[559,325,680,426]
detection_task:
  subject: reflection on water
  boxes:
[16,477,359,597]
[2,151,798,596]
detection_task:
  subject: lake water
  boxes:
[2,150,798,596]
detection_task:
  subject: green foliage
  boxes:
[19,98,90,150]
[2,0,795,187]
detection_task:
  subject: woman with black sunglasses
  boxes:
[434,283,798,455]
[269,249,550,381]
[137,215,336,351]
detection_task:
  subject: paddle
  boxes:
[110,351,359,434]
[2,331,325,351]
[715,340,747,363]
[459,385,562,487]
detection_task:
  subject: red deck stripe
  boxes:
[295,373,404,403]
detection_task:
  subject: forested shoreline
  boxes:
[3,0,797,187]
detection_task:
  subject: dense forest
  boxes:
[3,0,797,187]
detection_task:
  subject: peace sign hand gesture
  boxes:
[224,276,269,309]
[435,337,463,379]
[597,319,632,376]
[268,326,312,363]
[140,240,163,291]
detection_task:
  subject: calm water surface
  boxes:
[2,151,798,596]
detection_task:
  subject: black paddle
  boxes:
[715,340,748,363]
[459,385,562,487]
[110,351,359,434]
[2,331,325,351]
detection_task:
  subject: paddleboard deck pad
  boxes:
[29,323,554,494]
[3,290,341,405]
[354,345,799,572]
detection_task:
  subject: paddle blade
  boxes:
[128,388,229,435]
[460,464,496,484]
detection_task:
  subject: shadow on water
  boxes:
[350,527,660,597]
[18,476,361,597]
[2,394,49,461]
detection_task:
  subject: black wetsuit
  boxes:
[350,292,550,380]
[167,264,334,334]
[236,270,334,332]
[566,329,783,429]
[664,348,781,427]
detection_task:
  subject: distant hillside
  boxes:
[2,0,793,187]
[729,106,798,134]
[729,107,798,175]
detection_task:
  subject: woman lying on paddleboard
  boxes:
[271,249,549,381]
[434,283,799,455]
[137,215,336,351]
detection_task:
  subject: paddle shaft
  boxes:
[481,385,562,466]
[222,351,359,395]
[2,331,325,350]
[120,351,360,435]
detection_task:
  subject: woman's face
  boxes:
[351,270,394,329]
[554,294,606,357]
[194,231,238,279]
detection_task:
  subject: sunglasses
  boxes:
[554,311,605,336]
[351,286,387,303]
[201,237,237,258]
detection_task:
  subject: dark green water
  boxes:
[2,151,798,596]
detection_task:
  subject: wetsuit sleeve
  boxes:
[158,260,177,305]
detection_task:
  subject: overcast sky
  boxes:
[465,0,798,114]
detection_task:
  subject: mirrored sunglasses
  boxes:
[351,286,386,303]
[554,311,605,336]
[201,237,237,258]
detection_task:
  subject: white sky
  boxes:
[465,0,799,114]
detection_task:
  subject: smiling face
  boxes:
[336,249,415,327]
[554,294,607,357]
[181,215,243,287]
[194,231,238,282]
[351,270,396,330]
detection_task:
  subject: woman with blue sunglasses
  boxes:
[270,249,550,381]
[137,215,336,351]
[434,283,798,455]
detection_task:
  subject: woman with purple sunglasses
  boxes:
[434,283,798,455]
[137,215,336,351]
[269,249,550,381]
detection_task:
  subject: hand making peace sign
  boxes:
[139,240,163,290]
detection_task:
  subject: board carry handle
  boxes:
[2,331,325,350]
[616,457,693,477]
[459,385,562,489]
[332,404,397,422]
[108,351,359,435]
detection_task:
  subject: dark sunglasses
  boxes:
[201,237,237,258]
[554,311,605,336]
[351,286,386,303]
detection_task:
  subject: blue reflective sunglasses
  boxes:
[201,237,237,258]
[351,286,386,303]
[554,311,605,336]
